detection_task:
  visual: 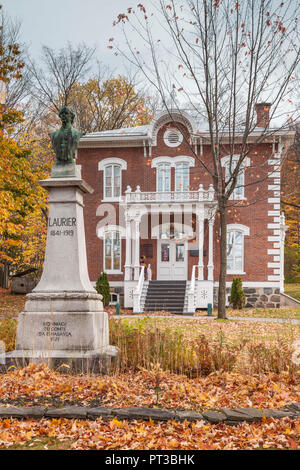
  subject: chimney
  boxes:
[255,102,271,128]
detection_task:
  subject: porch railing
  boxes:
[187,265,198,313]
[122,184,215,204]
[133,265,145,313]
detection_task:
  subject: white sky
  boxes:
[1,0,128,70]
[2,0,298,125]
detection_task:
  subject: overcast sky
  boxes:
[1,0,128,70]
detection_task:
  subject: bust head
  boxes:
[59,106,75,127]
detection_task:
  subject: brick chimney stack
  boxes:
[255,102,271,128]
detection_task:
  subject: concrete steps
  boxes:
[144,281,187,315]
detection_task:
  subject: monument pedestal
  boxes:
[6,168,117,373]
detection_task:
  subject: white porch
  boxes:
[121,186,217,313]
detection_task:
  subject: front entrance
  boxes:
[157,240,187,280]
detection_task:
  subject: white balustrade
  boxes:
[187,265,197,313]
[121,186,215,204]
[133,266,145,313]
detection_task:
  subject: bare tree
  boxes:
[112,0,300,318]
[29,42,95,113]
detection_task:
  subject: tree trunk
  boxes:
[218,200,227,319]
[0,262,10,289]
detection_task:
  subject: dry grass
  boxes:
[109,317,300,377]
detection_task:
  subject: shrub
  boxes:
[96,272,110,307]
[229,277,246,309]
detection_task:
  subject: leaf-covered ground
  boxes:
[0,291,26,320]
[0,363,299,411]
[0,294,299,450]
[0,413,299,450]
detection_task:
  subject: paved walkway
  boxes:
[111,314,300,324]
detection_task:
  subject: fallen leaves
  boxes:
[0,363,299,411]
[0,415,299,450]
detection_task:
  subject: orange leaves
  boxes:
[0,415,299,450]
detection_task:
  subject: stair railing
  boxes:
[133,265,145,313]
[187,265,197,313]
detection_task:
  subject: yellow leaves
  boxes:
[110,417,126,429]
[272,382,281,393]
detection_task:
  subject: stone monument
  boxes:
[6,107,117,372]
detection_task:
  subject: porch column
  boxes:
[207,213,215,280]
[124,213,132,281]
[196,208,204,280]
[134,215,141,280]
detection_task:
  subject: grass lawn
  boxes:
[284,283,300,302]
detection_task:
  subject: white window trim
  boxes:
[175,161,190,192]
[98,225,125,274]
[98,158,127,202]
[226,224,250,275]
[163,128,184,147]
[151,156,195,168]
[156,162,171,193]
[221,155,250,201]
[152,156,195,193]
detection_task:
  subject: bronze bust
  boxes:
[50,106,83,165]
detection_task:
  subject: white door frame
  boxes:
[157,239,188,280]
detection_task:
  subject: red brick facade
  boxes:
[77,110,288,308]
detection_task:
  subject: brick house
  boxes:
[77,104,291,313]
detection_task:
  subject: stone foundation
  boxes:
[213,286,281,308]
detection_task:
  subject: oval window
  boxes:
[163,128,183,147]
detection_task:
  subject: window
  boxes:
[175,162,189,192]
[98,158,127,201]
[226,224,250,274]
[104,231,121,273]
[157,163,171,192]
[227,231,243,272]
[151,156,195,196]
[221,156,250,200]
[104,164,121,199]
[225,163,244,199]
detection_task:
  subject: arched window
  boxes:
[98,158,127,201]
[226,224,250,274]
[151,156,194,195]
[104,164,121,199]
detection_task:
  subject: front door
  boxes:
[157,240,187,280]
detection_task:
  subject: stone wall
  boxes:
[213,286,281,308]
